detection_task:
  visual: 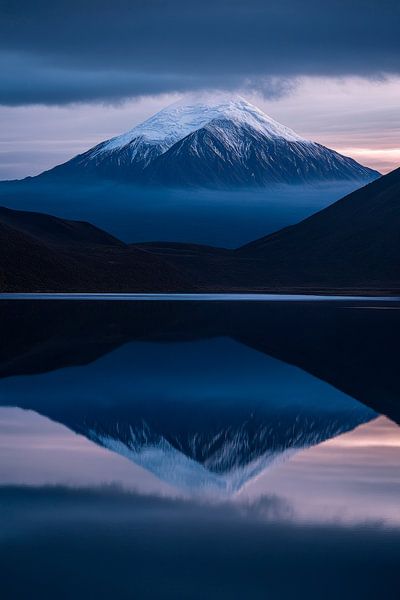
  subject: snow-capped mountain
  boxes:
[0,328,376,495]
[83,407,373,495]
[44,97,380,186]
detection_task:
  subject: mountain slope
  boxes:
[0,205,122,248]
[40,97,379,187]
[127,167,400,292]
[238,166,400,288]
[145,118,375,187]
[1,167,399,293]
[0,206,193,292]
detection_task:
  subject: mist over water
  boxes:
[0,179,361,245]
[1,483,400,600]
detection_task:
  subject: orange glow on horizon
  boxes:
[335,147,400,174]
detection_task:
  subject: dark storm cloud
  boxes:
[0,0,399,105]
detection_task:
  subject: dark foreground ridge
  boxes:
[1,167,399,293]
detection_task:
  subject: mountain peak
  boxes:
[45,95,380,186]
[99,95,307,154]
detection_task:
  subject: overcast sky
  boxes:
[1,0,399,179]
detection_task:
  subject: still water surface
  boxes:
[0,299,399,599]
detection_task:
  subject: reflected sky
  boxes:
[0,407,174,496]
[242,416,400,525]
[1,407,399,527]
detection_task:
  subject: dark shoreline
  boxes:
[1,291,399,300]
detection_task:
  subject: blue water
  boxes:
[0,299,399,599]
[1,292,398,301]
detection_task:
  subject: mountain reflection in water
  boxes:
[0,299,399,599]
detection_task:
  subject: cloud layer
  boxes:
[1,0,399,105]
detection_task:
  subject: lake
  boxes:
[0,297,399,599]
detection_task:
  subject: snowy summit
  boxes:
[45,96,380,187]
[99,96,307,153]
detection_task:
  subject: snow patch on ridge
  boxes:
[94,97,308,156]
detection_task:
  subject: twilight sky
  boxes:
[1,0,399,179]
